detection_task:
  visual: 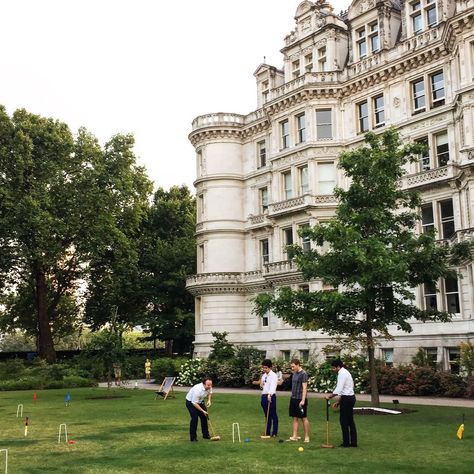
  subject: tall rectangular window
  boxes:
[262,80,269,104]
[300,225,311,253]
[417,137,430,171]
[426,1,437,27]
[318,162,336,194]
[305,53,313,73]
[413,78,426,111]
[439,199,455,239]
[431,72,445,107]
[448,347,460,374]
[198,194,204,218]
[260,238,269,265]
[299,166,309,194]
[296,114,306,144]
[357,27,367,58]
[281,120,290,149]
[421,204,434,233]
[425,347,438,368]
[300,350,309,362]
[316,109,332,139]
[382,348,394,367]
[284,228,294,246]
[358,101,369,133]
[292,59,300,79]
[199,244,205,271]
[424,281,437,310]
[445,277,460,313]
[283,171,293,199]
[373,95,385,127]
[257,141,267,168]
[260,187,268,213]
[435,132,449,166]
[318,47,327,71]
[412,1,423,33]
[370,22,380,52]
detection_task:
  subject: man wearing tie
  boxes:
[325,359,358,448]
[260,359,278,437]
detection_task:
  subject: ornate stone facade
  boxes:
[187,1,474,369]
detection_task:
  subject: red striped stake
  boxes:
[33,391,37,403]
[24,416,29,437]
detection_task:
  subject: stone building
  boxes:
[186,0,474,370]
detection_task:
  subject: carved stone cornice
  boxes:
[189,128,243,147]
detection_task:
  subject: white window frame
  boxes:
[257,140,267,168]
[316,108,332,140]
[282,171,293,199]
[281,120,290,149]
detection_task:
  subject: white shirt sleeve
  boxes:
[268,372,277,395]
[333,369,348,395]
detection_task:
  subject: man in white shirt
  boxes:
[325,359,358,448]
[185,377,213,442]
[260,359,278,437]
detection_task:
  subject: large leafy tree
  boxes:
[0,107,151,362]
[139,186,196,355]
[254,129,471,406]
[82,134,152,331]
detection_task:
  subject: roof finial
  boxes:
[263,55,266,64]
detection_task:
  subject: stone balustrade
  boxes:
[269,194,336,214]
[264,260,297,275]
[402,166,450,188]
[192,112,246,131]
[404,26,440,52]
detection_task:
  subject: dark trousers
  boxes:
[340,395,357,446]
[185,400,210,441]
[261,394,278,436]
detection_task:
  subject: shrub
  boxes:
[209,332,235,360]
[465,376,474,399]
[177,358,204,386]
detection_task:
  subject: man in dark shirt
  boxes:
[288,358,310,442]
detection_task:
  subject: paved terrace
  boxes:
[99,379,474,408]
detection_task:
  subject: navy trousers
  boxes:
[185,400,210,441]
[340,395,357,447]
[261,394,278,436]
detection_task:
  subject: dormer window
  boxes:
[410,0,437,35]
[292,60,300,79]
[356,21,380,60]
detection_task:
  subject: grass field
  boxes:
[0,387,472,473]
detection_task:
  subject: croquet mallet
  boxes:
[322,399,334,448]
[207,413,221,441]
[260,398,272,439]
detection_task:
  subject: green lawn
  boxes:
[0,388,472,473]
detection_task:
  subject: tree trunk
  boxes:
[367,334,380,407]
[365,295,380,407]
[164,339,173,357]
[35,267,57,363]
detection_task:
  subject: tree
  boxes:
[0,107,152,362]
[83,133,152,332]
[138,186,196,355]
[254,129,471,406]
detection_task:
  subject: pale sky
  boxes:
[0,0,351,192]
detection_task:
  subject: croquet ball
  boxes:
[278,439,284,443]
[298,447,304,452]
[244,438,250,442]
